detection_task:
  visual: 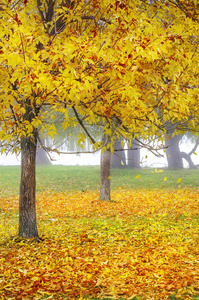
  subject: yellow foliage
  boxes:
[0,0,198,151]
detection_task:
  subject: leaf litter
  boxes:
[0,188,199,299]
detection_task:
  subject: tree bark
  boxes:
[99,134,111,201]
[18,132,39,239]
[127,139,141,168]
[165,133,183,169]
[110,139,127,168]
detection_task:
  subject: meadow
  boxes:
[0,165,199,299]
[0,165,199,196]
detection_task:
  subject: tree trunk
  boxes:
[180,151,199,169]
[110,139,126,168]
[165,133,183,169]
[36,138,52,165]
[181,137,199,169]
[99,134,111,201]
[18,133,39,239]
[128,139,141,168]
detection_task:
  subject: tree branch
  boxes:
[72,106,96,144]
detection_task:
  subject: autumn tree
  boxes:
[165,133,183,169]
[0,0,199,237]
[110,139,141,169]
[110,139,127,169]
[36,138,52,165]
[165,132,199,169]
[180,136,199,169]
[127,140,141,169]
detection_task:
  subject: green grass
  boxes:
[0,165,198,197]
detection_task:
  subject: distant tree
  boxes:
[110,139,141,169]
[36,138,52,165]
[180,137,199,169]
[127,140,141,169]
[165,133,183,169]
[165,133,199,169]
[110,139,127,169]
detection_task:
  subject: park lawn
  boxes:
[0,165,198,197]
[0,166,199,299]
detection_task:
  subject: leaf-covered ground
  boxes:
[0,188,199,299]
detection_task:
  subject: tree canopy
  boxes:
[0,0,199,153]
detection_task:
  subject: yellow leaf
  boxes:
[164,177,167,181]
[121,160,124,165]
[155,169,163,173]
[7,53,24,66]
[1,148,5,155]
[135,174,140,179]
[108,176,111,179]
[177,178,182,184]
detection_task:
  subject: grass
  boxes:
[0,165,198,197]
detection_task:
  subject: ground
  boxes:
[0,166,198,299]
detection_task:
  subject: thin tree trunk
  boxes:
[128,139,141,168]
[36,137,52,165]
[181,137,199,169]
[110,139,127,168]
[18,133,39,239]
[180,152,199,169]
[99,134,111,201]
[165,133,183,169]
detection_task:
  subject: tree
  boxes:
[110,139,141,169]
[99,134,111,200]
[110,139,127,169]
[1,0,118,238]
[19,125,38,238]
[0,0,199,236]
[127,140,141,169]
[180,137,199,169]
[165,133,199,169]
[165,133,183,169]
[36,139,52,165]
